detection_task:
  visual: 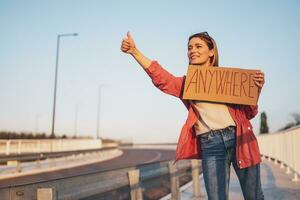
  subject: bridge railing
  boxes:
[0,159,203,200]
[0,139,103,155]
[257,126,300,182]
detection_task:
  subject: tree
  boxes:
[260,111,269,134]
[278,112,300,131]
[291,113,300,126]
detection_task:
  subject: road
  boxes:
[0,148,175,189]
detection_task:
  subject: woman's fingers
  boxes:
[253,72,265,89]
[255,71,264,74]
[121,43,130,49]
[127,31,133,41]
[121,32,136,54]
[121,46,130,52]
[122,39,131,46]
[253,77,264,82]
[254,72,264,77]
[121,45,128,50]
[121,43,132,51]
[254,81,264,87]
[254,81,263,88]
[254,75,264,79]
[254,80,264,87]
[121,40,132,53]
[253,71,265,83]
[254,72,264,79]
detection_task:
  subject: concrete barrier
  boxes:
[0,139,103,155]
[0,148,123,178]
[257,126,300,182]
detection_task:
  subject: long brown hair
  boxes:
[188,32,219,66]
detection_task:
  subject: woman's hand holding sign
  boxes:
[253,71,265,99]
[253,71,265,89]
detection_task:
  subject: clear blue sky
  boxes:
[0,0,299,143]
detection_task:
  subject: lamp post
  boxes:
[96,84,107,139]
[74,104,78,138]
[51,33,78,138]
[96,85,102,139]
[35,114,40,135]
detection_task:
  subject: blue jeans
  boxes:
[199,126,264,200]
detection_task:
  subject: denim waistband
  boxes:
[198,125,236,138]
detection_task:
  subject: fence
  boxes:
[257,126,300,182]
[0,159,203,200]
[0,139,103,155]
[0,147,122,178]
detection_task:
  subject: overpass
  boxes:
[0,127,299,199]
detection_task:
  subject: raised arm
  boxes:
[120,32,184,98]
[121,31,152,70]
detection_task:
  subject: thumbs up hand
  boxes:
[121,32,151,69]
[121,32,137,55]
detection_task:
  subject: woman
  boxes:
[121,31,265,200]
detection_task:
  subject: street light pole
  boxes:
[51,33,78,138]
[35,114,40,136]
[74,104,78,138]
[96,84,107,139]
[96,86,102,139]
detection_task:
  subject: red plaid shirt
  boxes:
[145,61,262,169]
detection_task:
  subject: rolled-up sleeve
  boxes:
[241,105,258,120]
[145,61,184,98]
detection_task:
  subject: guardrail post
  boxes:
[37,188,56,200]
[280,161,285,169]
[15,161,21,172]
[49,158,56,167]
[286,166,291,174]
[59,139,62,152]
[7,160,22,172]
[6,140,10,155]
[36,159,41,169]
[191,159,203,198]
[18,140,21,154]
[16,161,21,172]
[292,173,299,182]
[64,156,69,164]
[267,156,272,162]
[38,140,41,153]
[168,161,180,200]
[291,131,299,182]
[127,169,143,200]
[51,140,54,152]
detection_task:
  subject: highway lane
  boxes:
[0,148,175,188]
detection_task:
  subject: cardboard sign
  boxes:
[183,65,260,105]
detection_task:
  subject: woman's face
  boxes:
[188,37,214,66]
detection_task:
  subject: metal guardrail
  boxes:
[257,126,300,182]
[0,159,203,200]
[0,146,116,164]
